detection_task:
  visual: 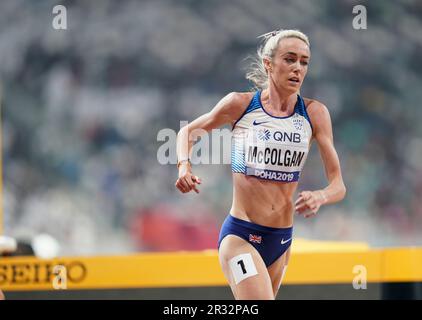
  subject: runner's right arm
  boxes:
[175,92,248,194]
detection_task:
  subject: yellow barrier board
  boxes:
[1,246,421,291]
[382,248,422,282]
[0,251,224,291]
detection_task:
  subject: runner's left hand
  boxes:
[295,190,327,218]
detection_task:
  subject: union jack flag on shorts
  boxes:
[249,234,262,244]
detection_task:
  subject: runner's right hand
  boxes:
[175,163,201,194]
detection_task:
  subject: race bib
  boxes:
[244,127,309,182]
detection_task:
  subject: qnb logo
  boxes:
[257,129,271,141]
[274,131,301,143]
[255,129,302,143]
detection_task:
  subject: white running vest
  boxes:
[231,91,313,182]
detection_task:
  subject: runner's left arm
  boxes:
[295,101,346,218]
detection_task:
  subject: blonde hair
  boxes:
[245,29,310,90]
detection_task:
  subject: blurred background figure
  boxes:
[1,0,422,256]
[0,235,17,300]
[0,235,17,254]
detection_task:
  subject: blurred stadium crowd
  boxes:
[1,0,422,256]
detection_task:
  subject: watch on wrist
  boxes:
[177,159,191,169]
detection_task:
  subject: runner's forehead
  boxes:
[277,38,310,58]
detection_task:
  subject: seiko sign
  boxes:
[0,261,87,285]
